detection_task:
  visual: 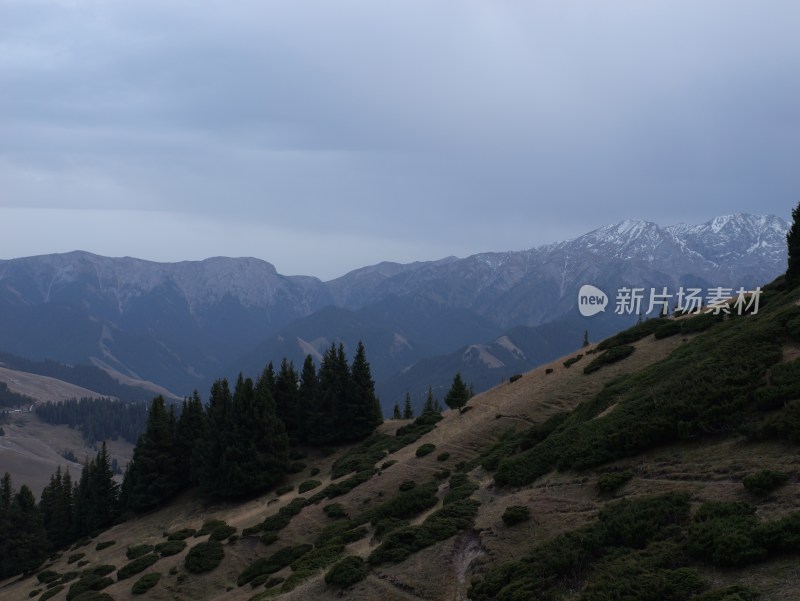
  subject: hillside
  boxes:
[2,276,799,600]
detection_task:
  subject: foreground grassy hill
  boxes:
[3,280,800,601]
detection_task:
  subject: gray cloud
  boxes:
[1,0,799,277]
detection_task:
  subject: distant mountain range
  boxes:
[0,213,788,412]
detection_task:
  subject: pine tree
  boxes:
[175,391,207,488]
[199,379,234,497]
[347,341,384,440]
[123,397,179,511]
[310,344,348,445]
[583,330,589,347]
[212,372,289,498]
[787,201,800,283]
[40,466,74,550]
[392,403,402,419]
[298,355,319,444]
[403,393,414,419]
[444,372,471,414]
[0,475,49,578]
[423,387,440,415]
[274,359,302,442]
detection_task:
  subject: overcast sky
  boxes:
[1,1,799,279]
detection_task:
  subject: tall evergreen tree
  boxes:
[298,355,319,444]
[275,359,302,442]
[212,373,289,498]
[787,201,800,283]
[346,341,384,440]
[198,379,234,497]
[123,397,179,511]
[0,475,49,578]
[40,466,74,550]
[403,393,414,419]
[392,402,402,419]
[423,387,440,415]
[309,344,348,445]
[175,391,207,488]
[444,372,471,414]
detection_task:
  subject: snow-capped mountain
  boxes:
[0,213,789,398]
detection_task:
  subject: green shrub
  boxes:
[66,574,113,600]
[597,318,670,350]
[688,502,764,566]
[288,461,307,474]
[94,541,115,551]
[209,524,237,541]
[398,480,416,492]
[260,532,278,546]
[236,544,313,586]
[510,374,523,383]
[39,586,64,601]
[298,479,321,493]
[325,556,369,588]
[323,503,347,519]
[131,572,161,595]
[70,593,114,601]
[597,470,634,493]
[126,544,154,560]
[743,470,789,497]
[583,345,635,374]
[679,312,723,334]
[437,452,451,462]
[195,519,227,536]
[37,570,60,584]
[155,539,187,557]
[322,470,374,499]
[693,585,760,600]
[67,553,85,564]
[185,540,224,574]
[90,566,116,577]
[118,554,159,580]
[654,320,682,339]
[275,484,294,496]
[365,481,438,524]
[501,505,530,526]
[166,528,195,540]
[309,467,320,476]
[416,443,436,457]
[29,589,41,598]
[563,354,583,368]
[444,473,478,505]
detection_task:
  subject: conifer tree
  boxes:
[583,330,589,347]
[123,397,179,511]
[298,355,319,444]
[175,391,207,488]
[199,379,234,497]
[310,344,348,445]
[423,387,439,415]
[347,341,384,440]
[4,484,48,577]
[444,372,471,414]
[787,201,800,283]
[275,359,302,442]
[40,466,74,550]
[212,373,289,498]
[392,402,402,419]
[403,393,414,419]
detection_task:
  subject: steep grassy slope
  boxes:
[3,281,800,601]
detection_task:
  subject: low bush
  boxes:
[325,556,369,588]
[654,320,682,339]
[90,566,115,577]
[323,503,347,519]
[67,553,85,565]
[118,554,159,580]
[288,461,307,474]
[275,484,294,496]
[39,585,64,601]
[166,528,195,540]
[310,467,320,476]
[597,470,634,493]
[416,443,436,457]
[583,345,635,374]
[69,593,114,601]
[155,540,186,557]
[398,480,416,492]
[298,479,321,493]
[437,452,451,462]
[66,573,114,601]
[444,473,478,505]
[195,519,227,537]
[37,570,60,584]
[131,572,160,595]
[545,368,554,374]
[94,541,115,551]
[501,505,530,526]
[209,524,237,541]
[236,544,313,586]
[126,544,154,560]
[597,318,670,350]
[743,470,789,497]
[563,354,583,368]
[184,541,224,574]
[260,532,278,546]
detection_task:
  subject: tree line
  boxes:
[35,397,149,445]
[0,341,384,578]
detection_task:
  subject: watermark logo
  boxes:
[578,284,608,317]
[577,285,763,317]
